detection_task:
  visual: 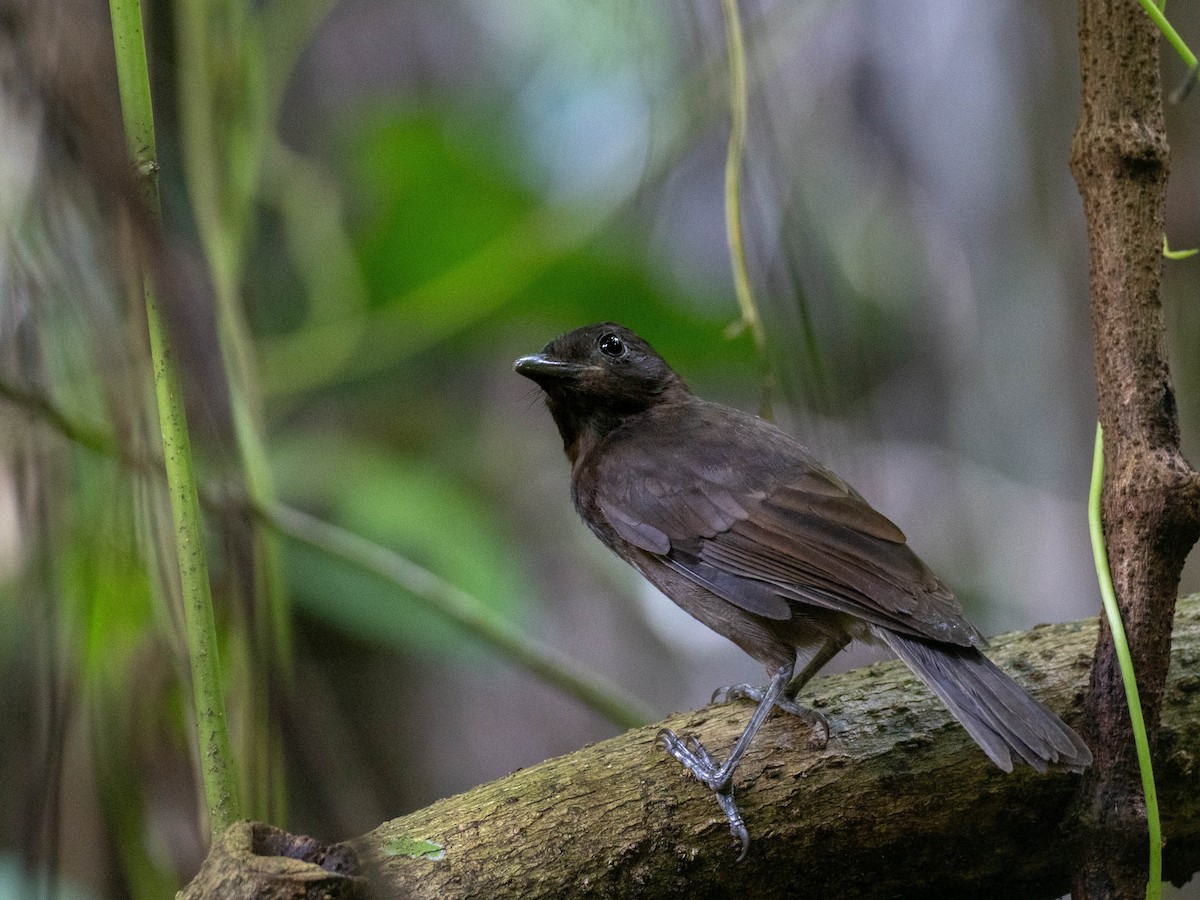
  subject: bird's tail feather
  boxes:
[877,629,1092,773]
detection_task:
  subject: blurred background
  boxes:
[1,0,1198,895]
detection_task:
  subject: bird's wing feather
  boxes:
[592,402,982,645]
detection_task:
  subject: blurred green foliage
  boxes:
[6,1,1199,897]
[350,116,533,296]
[277,435,534,655]
[254,107,762,401]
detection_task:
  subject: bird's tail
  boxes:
[876,629,1092,773]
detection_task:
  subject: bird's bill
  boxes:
[513,354,587,382]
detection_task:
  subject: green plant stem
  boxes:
[720,0,772,418]
[1138,0,1197,69]
[108,0,160,213]
[263,503,655,731]
[146,299,240,841]
[1162,235,1197,260]
[1089,422,1162,899]
[108,0,240,839]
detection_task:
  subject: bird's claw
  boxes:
[685,734,715,766]
[711,683,759,705]
[805,713,831,750]
[714,788,750,862]
[656,728,726,790]
[710,684,830,749]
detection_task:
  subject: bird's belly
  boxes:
[629,550,812,672]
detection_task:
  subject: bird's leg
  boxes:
[658,662,791,791]
[675,736,750,860]
[711,638,848,749]
[656,662,792,859]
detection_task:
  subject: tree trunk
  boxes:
[1069,2,1200,896]
[346,599,1200,900]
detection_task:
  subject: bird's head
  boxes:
[514,323,688,462]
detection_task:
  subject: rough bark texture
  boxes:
[1069,3,1200,896]
[177,821,370,899]
[355,598,1200,899]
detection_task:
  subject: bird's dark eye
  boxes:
[598,333,626,358]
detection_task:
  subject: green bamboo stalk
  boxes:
[108,0,240,839]
[1088,423,1162,899]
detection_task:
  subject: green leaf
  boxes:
[382,837,445,861]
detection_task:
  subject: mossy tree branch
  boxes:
[341,600,1200,900]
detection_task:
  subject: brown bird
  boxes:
[515,323,1091,858]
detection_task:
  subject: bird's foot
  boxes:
[655,728,751,860]
[655,728,729,791]
[711,684,830,749]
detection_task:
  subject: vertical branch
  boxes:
[175,0,291,824]
[108,0,241,839]
[1069,2,1200,895]
[720,0,773,418]
[108,0,160,214]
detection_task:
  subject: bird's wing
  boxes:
[593,404,982,646]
